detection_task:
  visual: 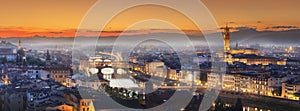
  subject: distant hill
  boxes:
[230,28,300,46]
[0,29,299,49]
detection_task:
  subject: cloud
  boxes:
[230,28,300,46]
[263,25,300,31]
[270,25,299,29]
[234,26,257,31]
[257,21,262,23]
[85,30,101,33]
[49,32,63,34]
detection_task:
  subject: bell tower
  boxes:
[223,25,231,52]
[18,39,21,50]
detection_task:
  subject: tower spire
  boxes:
[18,39,21,49]
[223,24,231,52]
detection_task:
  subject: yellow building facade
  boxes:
[282,82,300,100]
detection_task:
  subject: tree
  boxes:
[46,49,51,61]
[25,56,45,66]
[294,92,300,98]
[138,94,145,105]
[132,92,138,99]
[234,98,243,111]
[214,99,226,111]
[272,87,282,96]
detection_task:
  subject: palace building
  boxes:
[0,40,18,61]
[222,25,286,66]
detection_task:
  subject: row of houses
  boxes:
[21,67,73,87]
[208,73,300,100]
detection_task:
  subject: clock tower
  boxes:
[223,25,231,52]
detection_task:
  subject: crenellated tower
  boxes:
[223,25,231,52]
[18,39,21,50]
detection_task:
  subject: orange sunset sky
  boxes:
[0,0,299,37]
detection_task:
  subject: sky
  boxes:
[0,0,300,37]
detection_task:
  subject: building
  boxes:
[223,25,231,52]
[66,77,76,88]
[22,69,51,80]
[0,91,26,111]
[236,74,253,93]
[193,53,210,63]
[76,78,109,90]
[268,75,297,87]
[27,88,67,110]
[47,103,74,111]
[222,25,258,55]
[251,76,269,95]
[27,89,52,110]
[180,69,200,85]
[156,66,167,78]
[167,68,178,80]
[286,59,300,66]
[16,40,26,65]
[282,80,300,100]
[221,26,286,66]
[64,88,98,111]
[222,74,236,91]
[145,61,164,75]
[230,48,259,55]
[208,73,272,96]
[1,64,10,85]
[130,54,138,63]
[0,41,17,61]
[79,59,91,73]
[207,73,222,88]
[46,67,71,85]
[129,62,145,73]
[230,54,284,66]
[79,99,95,111]
[88,56,112,67]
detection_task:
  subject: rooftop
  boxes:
[0,41,17,49]
[232,54,278,59]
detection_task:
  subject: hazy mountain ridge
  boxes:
[0,29,299,49]
[230,28,300,45]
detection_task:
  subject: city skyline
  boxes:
[1,1,300,111]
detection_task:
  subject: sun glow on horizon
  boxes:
[0,0,299,37]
